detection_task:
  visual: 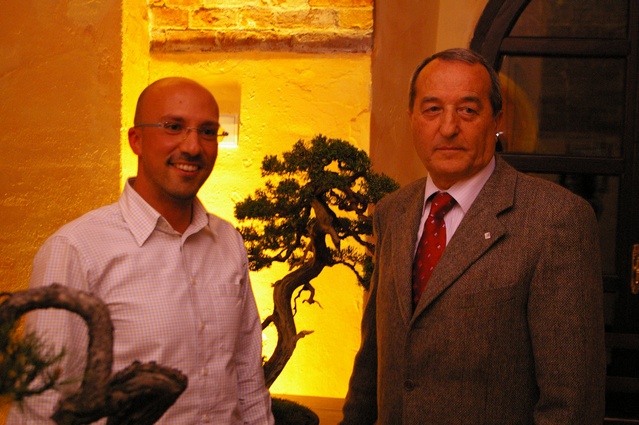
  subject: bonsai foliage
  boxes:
[0,316,65,403]
[235,135,399,387]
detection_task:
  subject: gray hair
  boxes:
[408,48,502,116]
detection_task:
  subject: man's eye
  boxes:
[163,122,184,132]
[199,127,218,137]
[460,107,478,115]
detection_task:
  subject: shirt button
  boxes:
[403,380,417,391]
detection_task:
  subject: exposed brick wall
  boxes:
[149,0,373,53]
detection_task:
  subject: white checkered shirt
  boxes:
[7,181,274,425]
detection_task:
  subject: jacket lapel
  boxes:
[412,157,518,318]
[389,178,427,325]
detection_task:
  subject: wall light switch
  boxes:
[219,113,239,148]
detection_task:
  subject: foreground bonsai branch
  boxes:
[0,284,187,425]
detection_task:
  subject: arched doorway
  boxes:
[471,0,639,421]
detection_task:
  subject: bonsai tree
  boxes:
[234,134,399,387]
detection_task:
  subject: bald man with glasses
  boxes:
[7,78,274,425]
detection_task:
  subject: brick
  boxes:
[307,9,339,28]
[151,29,213,52]
[164,0,203,8]
[276,10,304,28]
[309,0,372,7]
[237,7,277,29]
[148,0,373,53]
[151,29,167,43]
[150,6,189,29]
[292,30,372,52]
[151,29,292,52]
[276,8,337,29]
[150,28,371,53]
[191,8,237,29]
[338,8,372,30]
[218,30,294,50]
[202,0,261,7]
[274,0,310,7]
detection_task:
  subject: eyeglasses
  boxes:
[134,121,229,142]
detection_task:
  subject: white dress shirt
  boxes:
[416,156,496,252]
[7,180,274,425]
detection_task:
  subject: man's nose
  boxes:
[439,108,460,138]
[179,127,202,155]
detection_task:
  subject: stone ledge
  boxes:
[150,29,372,53]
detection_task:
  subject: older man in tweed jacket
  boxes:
[341,48,605,425]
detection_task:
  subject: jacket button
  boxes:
[403,380,417,391]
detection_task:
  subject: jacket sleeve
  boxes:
[340,206,383,425]
[528,195,606,424]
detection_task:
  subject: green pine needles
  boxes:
[0,319,65,403]
[235,134,399,290]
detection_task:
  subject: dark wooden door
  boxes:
[471,0,639,420]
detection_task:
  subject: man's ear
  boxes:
[128,127,142,156]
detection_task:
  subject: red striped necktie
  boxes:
[412,192,456,308]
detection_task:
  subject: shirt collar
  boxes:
[424,156,496,214]
[119,178,210,246]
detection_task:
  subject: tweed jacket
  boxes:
[341,156,606,425]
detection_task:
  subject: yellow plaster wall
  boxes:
[1,0,122,291]
[0,0,122,421]
[434,0,488,52]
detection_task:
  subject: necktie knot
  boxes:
[429,192,455,220]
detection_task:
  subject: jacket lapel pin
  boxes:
[484,232,491,240]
